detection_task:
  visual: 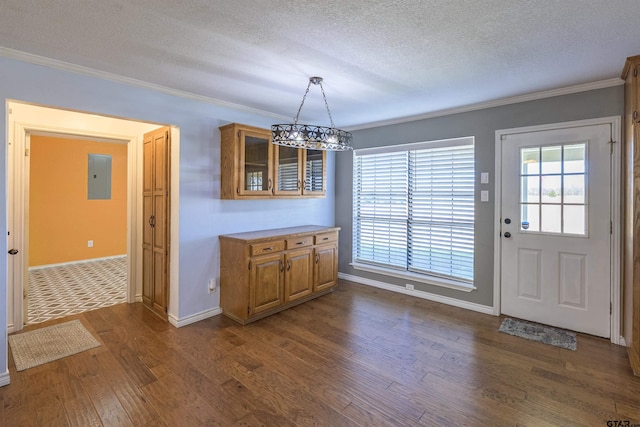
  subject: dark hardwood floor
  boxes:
[2,280,640,426]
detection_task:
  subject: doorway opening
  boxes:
[7,101,178,333]
[26,133,129,324]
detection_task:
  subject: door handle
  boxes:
[287,260,291,271]
[315,253,319,264]
[504,232,511,238]
[149,215,156,228]
[8,249,18,255]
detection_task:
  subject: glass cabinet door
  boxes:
[239,130,273,196]
[303,149,326,195]
[275,145,302,195]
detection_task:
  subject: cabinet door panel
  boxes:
[315,244,337,291]
[250,254,283,314]
[275,145,302,195]
[285,249,313,302]
[239,129,273,196]
[303,149,326,195]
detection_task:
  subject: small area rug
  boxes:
[8,319,101,371]
[498,317,577,351]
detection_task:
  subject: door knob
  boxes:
[504,232,511,238]
[8,249,18,255]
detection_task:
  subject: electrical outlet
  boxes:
[88,240,93,248]
[406,284,415,291]
[208,278,216,294]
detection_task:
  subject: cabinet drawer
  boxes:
[285,237,313,249]
[250,241,285,256]
[315,232,337,244]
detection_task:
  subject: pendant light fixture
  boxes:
[272,77,353,151]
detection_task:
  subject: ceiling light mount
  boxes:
[272,77,353,151]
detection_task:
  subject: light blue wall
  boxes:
[0,56,336,378]
[336,86,623,308]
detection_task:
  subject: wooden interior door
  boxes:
[142,127,171,319]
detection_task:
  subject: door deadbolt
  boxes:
[504,218,511,224]
[8,249,18,255]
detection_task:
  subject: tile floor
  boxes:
[27,257,127,324]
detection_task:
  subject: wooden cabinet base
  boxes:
[223,287,334,325]
[220,225,340,325]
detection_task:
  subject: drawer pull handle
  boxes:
[296,241,305,245]
[322,237,329,241]
[264,247,274,251]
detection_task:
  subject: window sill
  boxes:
[350,262,476,293]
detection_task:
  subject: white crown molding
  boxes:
[1,47,623,131]
[347,78,625,131]
[0,47,289,121]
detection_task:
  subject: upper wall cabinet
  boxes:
[220,123,326,199]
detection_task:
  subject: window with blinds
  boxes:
[353,137,475,285]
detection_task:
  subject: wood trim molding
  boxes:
[168,307,222,328]
[0,47,288,121]
[338,272,494,316]
[0,371,10,387]
[347,79,624,131]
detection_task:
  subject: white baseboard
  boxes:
[338,272,495,316]
[619,336,627,347]
[168,307,222,328]
[29,254,127,270]
[0,371,10,387]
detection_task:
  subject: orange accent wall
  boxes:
[29,135,128,266]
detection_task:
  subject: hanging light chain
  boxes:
[292,77,336,129]
[293,80,313,126]
[317,81,336,129]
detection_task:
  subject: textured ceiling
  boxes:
[1,0,639,128]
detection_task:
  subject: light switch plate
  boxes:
[481,190,489,202]
[481,172,489,184]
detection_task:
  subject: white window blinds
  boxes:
[353,138,475,283]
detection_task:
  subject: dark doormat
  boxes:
[498,317,577,351]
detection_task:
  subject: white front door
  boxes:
[500,123,611,338]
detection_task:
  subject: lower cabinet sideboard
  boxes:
[219,225,339,324]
